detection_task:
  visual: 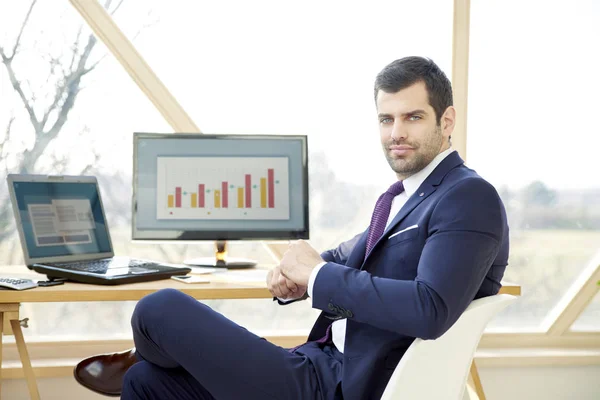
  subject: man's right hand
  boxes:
[267,266,307,300]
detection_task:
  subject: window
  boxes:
[1,0,170,339]
[468,0,600,330]
[3,0,453,339]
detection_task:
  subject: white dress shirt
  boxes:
[306,147,455,353]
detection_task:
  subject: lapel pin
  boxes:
[419,192,424,197]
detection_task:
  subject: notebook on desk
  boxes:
[7,174,191,285]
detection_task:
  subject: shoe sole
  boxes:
[73,367,121,397]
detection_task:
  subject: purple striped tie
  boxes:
[364,181,405,258]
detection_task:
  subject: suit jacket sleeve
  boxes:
[311,178,507,339]
[274,231,365,305]
[320,231,365,264]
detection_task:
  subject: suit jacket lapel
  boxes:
[381,182,436,238]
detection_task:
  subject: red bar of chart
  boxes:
[245,174,252,208]
[222,182,229,208]
[198,184,205,207]
[175,187,182,208]
[268,168,275,208]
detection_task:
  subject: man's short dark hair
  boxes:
[374,56,453,124]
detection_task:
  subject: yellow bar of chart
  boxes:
[214,190,221,208]
[191,193,197,208]
[168,195,174,208]
[237,187,244,208]
[260,178,267,208]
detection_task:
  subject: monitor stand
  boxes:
[184,240,257,269]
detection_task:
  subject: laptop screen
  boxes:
[9,178,112,260]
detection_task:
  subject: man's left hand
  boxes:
[279,240,324,287]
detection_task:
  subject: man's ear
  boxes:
[441,106,456,139]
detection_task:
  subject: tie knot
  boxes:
[386,180,405,196]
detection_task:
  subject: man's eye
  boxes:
[380,117,393,124]
[408,115,421,121]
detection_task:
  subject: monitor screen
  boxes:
[132,133,309,241]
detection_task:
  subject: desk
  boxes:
[0,266,520,400]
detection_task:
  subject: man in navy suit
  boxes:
[76,56,509,400]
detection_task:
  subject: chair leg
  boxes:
[10,319,40,400]
[469,360,486,400]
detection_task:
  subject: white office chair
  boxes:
[380,294,517,400]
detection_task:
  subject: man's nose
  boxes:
[390,122,407,140]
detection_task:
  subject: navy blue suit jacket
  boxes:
[298,151,509,400]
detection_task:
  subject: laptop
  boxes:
[7,174,191,285]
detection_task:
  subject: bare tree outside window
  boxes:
[0,0,131,264]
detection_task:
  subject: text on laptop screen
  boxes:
[11,181,111,258]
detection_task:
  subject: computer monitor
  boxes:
[132,132,309,268]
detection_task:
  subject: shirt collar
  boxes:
[402,147,455,198]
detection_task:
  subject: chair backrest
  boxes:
[380,294,517,400]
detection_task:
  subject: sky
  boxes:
[1,0,599,191]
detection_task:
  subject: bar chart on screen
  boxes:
[156,156,290,220]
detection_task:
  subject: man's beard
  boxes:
[384,126,443,178]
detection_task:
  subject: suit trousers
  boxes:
[121,288,343,400]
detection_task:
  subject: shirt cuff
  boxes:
[307,261,327,298]
[277,296,300,303]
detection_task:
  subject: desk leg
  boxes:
[10,320,40,400]
[469,360,486,400]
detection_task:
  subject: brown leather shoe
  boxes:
[74,348,139,397]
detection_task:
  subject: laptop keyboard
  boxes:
[30,257,191,284]
[47,259,156,274]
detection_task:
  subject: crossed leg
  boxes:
[121,289,327,400]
